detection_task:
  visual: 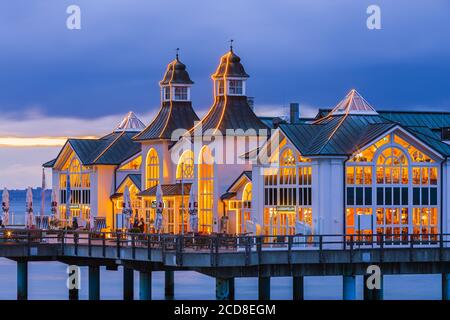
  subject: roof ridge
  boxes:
[92,131,125,164]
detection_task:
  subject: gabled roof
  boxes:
[226,170,252,192]
[93,132,141,165]
[280,113,450,157]
[113,173,142,198]
[44,131,141,168]
[282,91,450,157]
[114,112,146,132]
[133,101,199,140]
[280,115,397,156]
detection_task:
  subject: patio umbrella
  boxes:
[89,213,95,231]
[123,186,132,228]
[26,187,34,228]
[2,188,9,226]
[154,184,164,233]
[188,186,198,233]
[247,218,261,236]
[50,189,57,220]
[66,173,71,223]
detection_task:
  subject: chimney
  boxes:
[247,97,255,111]
[290,102,300,124]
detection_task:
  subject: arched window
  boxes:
[239,183,252,233]
[176,150,194,180]
[198,146,214,233]
[345,132,440,244]
[146,148,159,189]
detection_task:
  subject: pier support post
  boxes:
[139,271,152,300]
[216,278,235,300]
[69,288,79,300]
[443,274,450,300]
[17,260,28,301]
[363,274,383,300]
[89,265,100,300]
[123,267,134,300]
[293,276,304,300]
[258,276,270,300]
[343,275,356,300]
[165,270,175,300]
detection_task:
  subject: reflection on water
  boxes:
[0,258,441,300]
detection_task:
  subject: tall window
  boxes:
[263,147,312,236]
[237,183,252,233]
[346,132,440,244]
[146,148,159,189]
[216,80,225,95]
[59,155,91,221]
[198,146,214,233]
[228,80,243,95]
[163,87,171,101]
[176,150,194,180]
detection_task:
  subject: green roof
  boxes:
[114,173,142,195]
[43,131,141,167]
[280,113,450,157]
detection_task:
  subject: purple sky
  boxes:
[0,0,449,188]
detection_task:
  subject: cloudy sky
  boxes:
[0,0,449,188]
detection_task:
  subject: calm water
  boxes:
[0,258,442,300]
[2,198,442,300]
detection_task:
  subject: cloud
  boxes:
[0,109,156,139]
[0,147,60,189]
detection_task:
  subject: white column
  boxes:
[443,160,450,247]
[252,165,264,228]
[311,160,320,234]
[311,157,346,238]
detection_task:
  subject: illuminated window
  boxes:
[146,148,159,189]
[346,132,440,244]
[198,146,214,233]
[237,183,252,233]
[176,150,194,180]
[59,155,91,222]
[119,156,142,171]
[263,147,312,236]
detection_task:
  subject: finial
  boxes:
[229,39,234,52]
[176,48,180,60]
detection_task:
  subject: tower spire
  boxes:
[176,48,180,61]
[229,39,234,52]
